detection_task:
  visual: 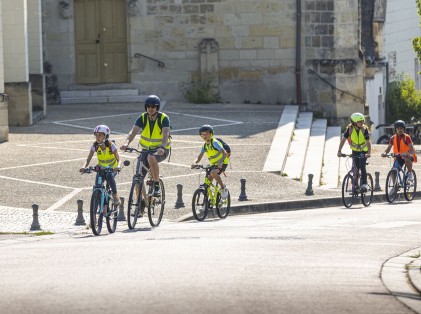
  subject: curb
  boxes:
[176,191,421,222]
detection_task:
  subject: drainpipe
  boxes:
[295,0,302,109]
[379,61,389,123]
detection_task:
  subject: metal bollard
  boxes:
[374,171,382,191]
[30,204,41,231]
[117,197,126,221]
[305,174,314,196]
[238,178,248,201]
[175,184,185,208]
[75,199,86,225]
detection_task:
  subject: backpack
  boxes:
[204,138,231,156]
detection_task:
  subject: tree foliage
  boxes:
[387,75,421,123]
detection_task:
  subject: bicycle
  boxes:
[83,166,120,236]
[383,153,417,203]
[340,154,373,208]
[125,147,165,229]
[191,164,231,221]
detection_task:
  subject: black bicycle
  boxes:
[125,147,165,229]
[83,166,120,236]
[383,153,417,203]
[340,154,373,208]
[191,165,231,221]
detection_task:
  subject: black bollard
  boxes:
[75,199,86,225]
[238,178,248,201]
[30,204,41,231]
[374,171,381,191]
[305,174,314,196]
[175,184,185,208]
[117,197,126,221]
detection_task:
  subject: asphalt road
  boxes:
[2,200,421,314]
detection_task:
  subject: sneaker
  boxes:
[408,172,414,181]
[221,187,229,199]
[360,184,369,192]
[113,194,121,206]
[153,185,161,197]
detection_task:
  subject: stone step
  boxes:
[263,105,299,173]
[320,126,342,189]
[60,94,148,104]
[282,112,313,180]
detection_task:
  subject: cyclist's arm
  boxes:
[337,137,347,156]
[192,152,205,168]
[366,140,372,157]
[112,144,121,170]
[383,143,393,155]
[408,142,415,157]
[160,127,170,148]
[80,150,95,172]
[121,125,141,149]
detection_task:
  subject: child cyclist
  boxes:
[191,124,229,198]
[79,125,121,205]
[337,112,372,192]
[381,120,417,181]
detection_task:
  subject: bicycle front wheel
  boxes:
[192,188,208,221]
[404,170,417,201]
[385,169,398,203]
[361,173,373,207]
[127,180,142,229]
[341,174,355,208]
[90,190,103,236]
[216,190,231,219]
[148,179,165,227]
[106,196,118,233]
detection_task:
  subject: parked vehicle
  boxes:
[375,123,421,144]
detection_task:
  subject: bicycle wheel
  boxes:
[216,190,231,219]
[385,169,398,203]
[90,190,103,236]
[127,180,142,229]
[106,196,118,233]
[361,173,373,207]
[192,188,208,221]
[148,179,165,227]
[341,174,355,208]
[404,170,417,201]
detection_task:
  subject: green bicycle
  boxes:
[192,165,231,221]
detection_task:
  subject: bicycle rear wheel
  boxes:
[361,173,373,207]
[192,188,208,221]
[404,170,417,201]
[216,190,231,219]
[341,174,355,208]
[106,196,118,233]
[90,190,103,236]
[148,179,165,227]
[127,180,142,229]
[385,169,398,203]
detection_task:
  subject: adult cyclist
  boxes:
[120,95,171,196]
[337,112,372,192]
[381,120,416,181]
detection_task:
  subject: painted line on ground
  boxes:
[46,188,83,211]
[0,175,74,189]
[0,158,88,171]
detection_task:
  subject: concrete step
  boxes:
[302,119,327,187]
[263,105,299,173]
[320,126,342,189]
[60,89,146,104]
[282,112,313,180]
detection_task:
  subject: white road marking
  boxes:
[0,158,89,171]
[0,175,74,189]
[46,188,83,211]
[367,221,420,229]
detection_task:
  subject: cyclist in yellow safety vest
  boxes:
[337,112,372,192]
[80,125,121,205]
[121,95,170,197]
[381,120,417,181]
[191,124,229,199]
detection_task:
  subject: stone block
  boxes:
[5,82,32,127]
[263,36,280,49]
[239,50,257,60]
[242,37,263,49]
[239,70,263,80]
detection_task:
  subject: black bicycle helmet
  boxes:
[394,120,406,130]
[144,95,160,111]
[199,124,214,134]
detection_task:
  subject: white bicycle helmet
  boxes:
[93,125,110,139]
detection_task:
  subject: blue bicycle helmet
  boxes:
[145,95,160,111]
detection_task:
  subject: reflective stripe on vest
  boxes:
[349,126,368,152]
[97,146,117,168]
[139,112,171,150]
[204,139,229,165]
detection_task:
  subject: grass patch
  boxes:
[0,231,55,236]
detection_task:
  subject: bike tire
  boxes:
[361,173,374,207]
[404,170,417,201]
[127,180,142,229]
[106,197,118,233]
[216,190,231,219]
[385,169,398,203]
[192,188,208,221]
[90,190,103,236]
[148,179,165,227]
[341,174,355,208]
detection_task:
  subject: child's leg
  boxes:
[210,169,225,188]
[106,172,120,205]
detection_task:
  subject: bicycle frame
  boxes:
[202,172,221,208]
[93,169,113,216]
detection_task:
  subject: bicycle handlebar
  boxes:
[192,164,212,170]
[124,147,158,155]
[382,153,411,159]
[340,154,367,158]
[82,166,117,174]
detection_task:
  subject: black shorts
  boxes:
[139,149,169,176]
[210,164,228,175]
